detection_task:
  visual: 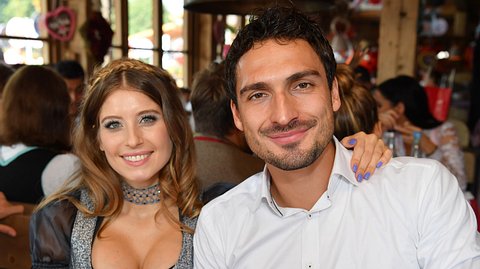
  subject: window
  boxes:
[102,0,188,87]
[0,0,49,65]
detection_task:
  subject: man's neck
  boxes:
[268,141,336,211]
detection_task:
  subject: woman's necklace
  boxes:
[121,181,161,205]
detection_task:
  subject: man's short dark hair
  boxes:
[190,61,235,138]
[55,60,85,79]
[225,5,336,105]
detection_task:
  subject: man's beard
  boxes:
[247,118,333,171]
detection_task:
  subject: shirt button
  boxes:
[307,214,312,219]
[307,264,313,268]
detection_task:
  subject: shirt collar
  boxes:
[330,136,359,187]
[255,137,359,215]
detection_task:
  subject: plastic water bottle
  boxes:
[385,130,397,157]
[410,131,423,158]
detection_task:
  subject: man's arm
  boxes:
[417,162,480,268]
[194,210,227,268]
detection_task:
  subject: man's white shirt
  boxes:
[194,138,480,269]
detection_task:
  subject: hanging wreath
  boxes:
[45,6,76,42]
[79,11,114,63]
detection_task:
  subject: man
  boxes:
[54,60,85,117]
[190,61,265,192]
[194,6,480,268]
[191,60,384,197]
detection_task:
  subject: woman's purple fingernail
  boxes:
[349,138,357,145]
[353,164,358,173]
[376,161,383,168]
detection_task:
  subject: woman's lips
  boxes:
[122,152,152,166]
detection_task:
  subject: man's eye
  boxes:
[248,92,267,100]
[296,82,312,89]
[140,114,158,124]
[104,120,122,129]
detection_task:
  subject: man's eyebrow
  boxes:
[238,70,321,96]
[286,70,321,84]
[239,82,269,96]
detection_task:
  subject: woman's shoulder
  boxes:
[32,191,80,225]
[180,214,198,230]
[30,192,82,268]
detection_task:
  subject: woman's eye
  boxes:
[104,120,122,129]
[140,114,158,124]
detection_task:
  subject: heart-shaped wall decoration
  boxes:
[45,6,76,42]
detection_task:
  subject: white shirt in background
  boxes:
[0,143,80,195]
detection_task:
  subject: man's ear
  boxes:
[230,100,244,131]
[331,78,341,112]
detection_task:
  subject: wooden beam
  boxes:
[377,0,419,84]
[188,12,213,86]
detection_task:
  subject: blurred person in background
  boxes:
[0,65,79,203]
[54,60,86,118]
[190,61,264,192]
[334,64,382,140]
[373,75,467,191]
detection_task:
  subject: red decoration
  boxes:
[424,85,452,122]
[45,6,76,41]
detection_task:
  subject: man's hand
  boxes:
[0,192,24,237]
[341,132,392,182]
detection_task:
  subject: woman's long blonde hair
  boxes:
[38,58,201,233]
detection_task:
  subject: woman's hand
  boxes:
[395,121,437,155]
[341,132,392,182]
[378,109,399,132]
[0,192,24,237]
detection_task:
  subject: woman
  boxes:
[30,59,201,268]
[0,65,78,203]
[334,64,383,140]
[373,75,467,191]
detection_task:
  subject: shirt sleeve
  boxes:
[436,122,468,191]
[193,208,227,268]
[41,153,80,195]
[416,161,480,268]
[29,199,77,269]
